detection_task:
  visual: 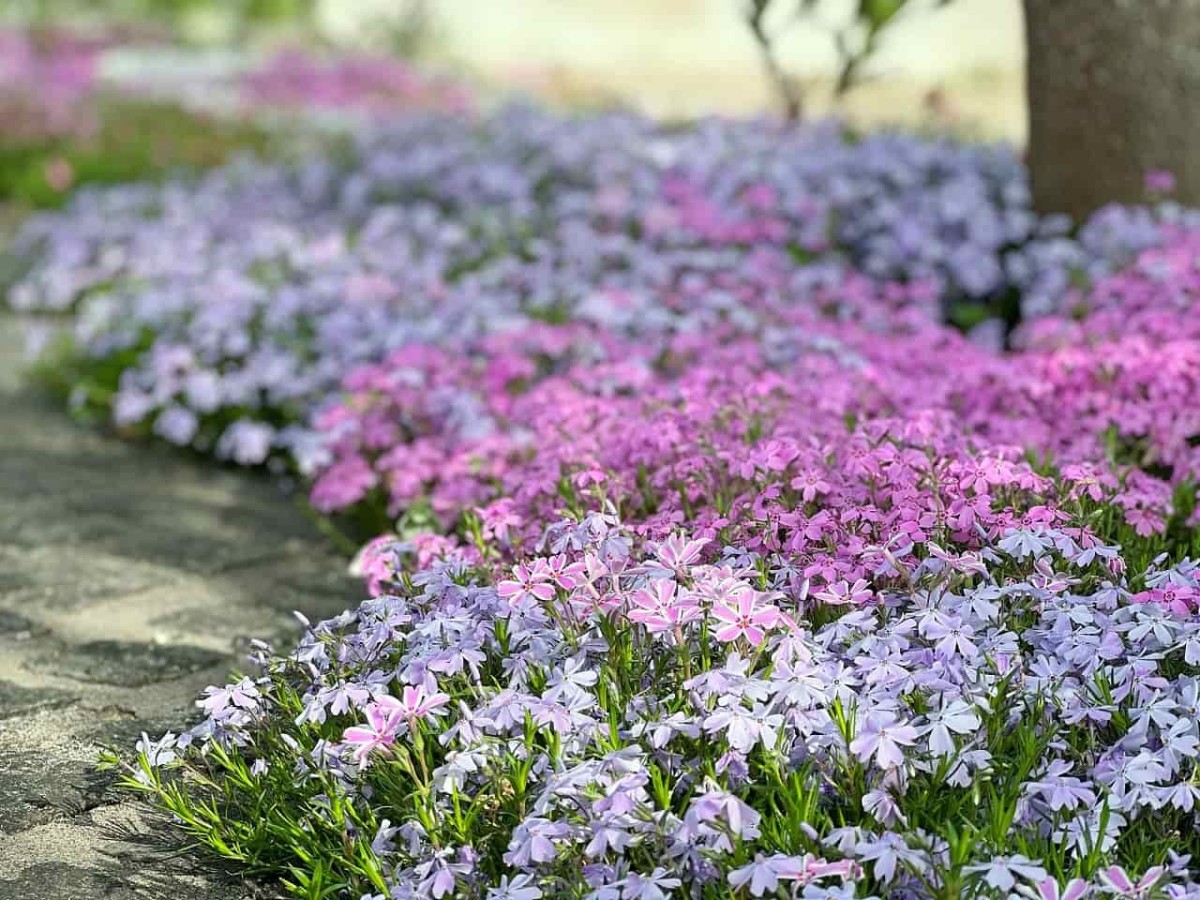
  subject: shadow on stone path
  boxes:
[0,315,362,899]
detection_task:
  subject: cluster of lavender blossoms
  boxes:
[135,511,1200,898]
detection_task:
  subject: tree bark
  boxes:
[1023,0,1200,220]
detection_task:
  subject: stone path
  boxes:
[0,314,362,899]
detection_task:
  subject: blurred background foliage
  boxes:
[0,0,1024,212]
[0,98,271,208]
[3,0,435,54]
[0,0,441,211]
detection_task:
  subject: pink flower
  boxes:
[349,535,399,596]
[1124,507,1165,538]
[728,853,858,897]
[543,553,587,590]
[476,498,523,544]
[342,701,406,765]
[711,589,782,646]
[1017,878,1089,900]
[627,579,702,636]
[652,534,709,573]
[1098,865,1165,898]
[497,560,556,608]
[341,686,449,765]
[311,455,378,512]
[790,470,832,502]
[388,684,451,720]
[1145,169,1176,194]
[815,578,873,607]
[44,156,74,192]
[1133,585,1199,616]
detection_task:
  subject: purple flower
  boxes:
[217,420,275,465]
[153,406,199,445]
[966,855,1049,892]
[1145,170,1177,194]
[503,818,570,868]
[487,875,542,900]
[849,712,919,769]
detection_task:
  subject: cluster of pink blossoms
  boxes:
[240,50,474,118]
[0,27,105,141]
[310,230,1200,606]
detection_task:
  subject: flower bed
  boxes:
[14,105,1200,896]
[120,516,1200,898]
[13,109,1198,472]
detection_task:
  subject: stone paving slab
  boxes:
[0,314,361,899]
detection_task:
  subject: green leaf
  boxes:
[860,0,907,30]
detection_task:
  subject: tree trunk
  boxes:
[1023,0,1200,220]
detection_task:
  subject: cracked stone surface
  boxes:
[0,314,362,899]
